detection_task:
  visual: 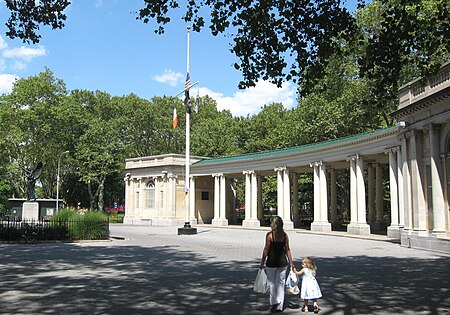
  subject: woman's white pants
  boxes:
[265,267,287,311]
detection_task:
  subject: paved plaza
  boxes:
[0,225,449,315]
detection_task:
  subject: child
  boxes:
[293,257,322,313]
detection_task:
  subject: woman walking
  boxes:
[259,216,295,312]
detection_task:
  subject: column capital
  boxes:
[384,146,400,154]
[346,154,360,161]
[212,173,224,178]
[309,161,323,168]
[242,170,254,175]
[274,166,286,172]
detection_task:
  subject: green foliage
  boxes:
[51,208,109,240]
[5,0,70,44]
[357,0,449,119]
[0,180,12,213]
[138,0,356,95]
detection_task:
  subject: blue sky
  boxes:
[0,0,357,117]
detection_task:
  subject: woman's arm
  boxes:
[260,232,271,269]
[284,233,295,269]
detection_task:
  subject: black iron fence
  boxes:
[0,218,110,242]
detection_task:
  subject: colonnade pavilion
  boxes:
[124,62,450,253]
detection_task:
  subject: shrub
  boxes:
[50,208,109,240]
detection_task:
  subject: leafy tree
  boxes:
[73,91,128,211]
[4,0,70,44]
[239,103,296,152]
[190,96,242,157]
[0,68,68,199]
[138,0,355,95]
[356,0,449,119]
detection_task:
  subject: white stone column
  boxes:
[123,175,135,224]
[400,133,412,231]
[189,176,196,224]
[292,172,300,226]
[275,167,285,219]
[283,168,291,221]
[242,170,260,227]
[329,169,338,227]
[386,147,400,238]
[410,130,428,234]
[368,164,376,223]
[244,171,251,221]
[356,155,368,225]
[212,173,228,226]
[169,174,177,218]
[251,171,258,220]
[428,124,446,234]
[310,161,331,232]
[138,178,144,218]
[348,157,358,226]
[220,175,226,219]
[397,147,405,228]
[213,174,220,223]
[347,155,371,235]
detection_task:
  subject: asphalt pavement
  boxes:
[0,224,448,315]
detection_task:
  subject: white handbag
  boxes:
[253,269,269,293]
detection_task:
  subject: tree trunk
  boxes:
[87,181,96,210]
[97,180,105,212]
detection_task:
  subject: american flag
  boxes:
[184,72,191,114]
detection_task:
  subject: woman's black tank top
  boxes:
[266,232,288,268]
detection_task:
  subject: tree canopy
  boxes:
[5,0,448,104]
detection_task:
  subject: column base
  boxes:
[387,225,401,239]
[347,223,371,235]
[310,221,332,232]
[283,220,294,230]
[212,218,229,226]
[242,219,260,228]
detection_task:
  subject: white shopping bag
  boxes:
[253,269,269,293]
[285,270,299,295]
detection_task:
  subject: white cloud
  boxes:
[152,69,184,87]
[12,61,26,71]
[0,59,6,72]
[3,46,47,61]
[0,74,19,94]
[199,81,297,117]
[0,36,8,50]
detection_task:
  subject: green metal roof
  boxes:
[193,126,397,166]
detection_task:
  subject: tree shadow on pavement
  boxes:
[0,243,448,315]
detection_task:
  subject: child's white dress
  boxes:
[300,268,322,299]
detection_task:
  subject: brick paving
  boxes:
[0,224,448,314]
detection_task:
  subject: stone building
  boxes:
[124,62,450,253]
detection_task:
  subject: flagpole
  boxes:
[178,25,196,235]
[185,24,191,222]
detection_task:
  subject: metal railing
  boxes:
[0,218,110,242]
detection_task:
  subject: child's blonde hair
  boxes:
[302,257,318,273]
